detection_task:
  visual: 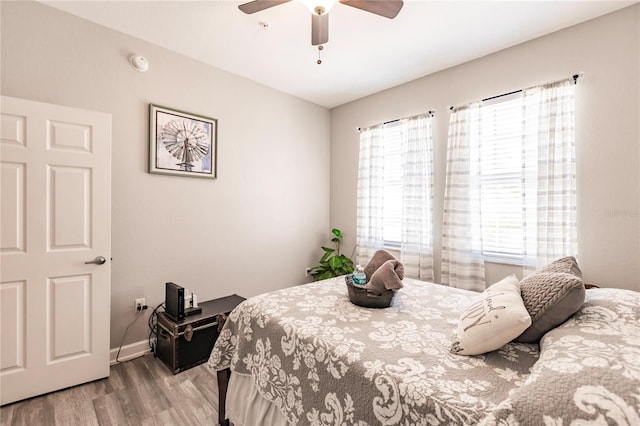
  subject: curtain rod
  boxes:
[448,73,582,111]
[357,110,435,132]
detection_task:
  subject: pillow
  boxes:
[451,275,531,356]
[515,263,585,343]
[538,256,582,278]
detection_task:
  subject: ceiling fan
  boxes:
[238,0,404,46]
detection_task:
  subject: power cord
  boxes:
[148,302,165,356]
[114,304,148,363]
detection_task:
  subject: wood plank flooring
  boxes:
[0,354,221,426]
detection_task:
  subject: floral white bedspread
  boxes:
[209,277,541,425]
[482,287,640,426]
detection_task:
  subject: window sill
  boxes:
[381,241,401,251]
[482,254,523,267]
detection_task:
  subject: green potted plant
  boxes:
[309,228,355,280]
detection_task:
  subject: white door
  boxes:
[0,96,111,405]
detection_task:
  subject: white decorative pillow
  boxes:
[451,275,532,356]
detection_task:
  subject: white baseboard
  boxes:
[110,339,152,365]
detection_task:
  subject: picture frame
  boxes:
[149,104,217,179]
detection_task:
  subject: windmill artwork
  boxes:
[149,104,217,178]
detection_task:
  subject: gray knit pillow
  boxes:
[515,258,585,343]
[538,256,582,278]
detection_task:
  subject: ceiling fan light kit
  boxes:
[239,0,403,63]
[299,0,337,14]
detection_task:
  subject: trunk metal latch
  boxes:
[184,325,194,342]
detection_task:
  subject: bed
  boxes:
[208,276,640,425]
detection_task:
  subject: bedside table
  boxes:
[156,294,245,374]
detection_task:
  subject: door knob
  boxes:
[85,256,107,265]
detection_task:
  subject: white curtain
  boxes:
[399,115,434,280]
[442,78,577,290]
[356,124,385,265]
[441,103,486,291]
[356,114,434,280]
[522,79,577,273]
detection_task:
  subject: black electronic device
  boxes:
[165,282,185,321]
[164,282,202,321]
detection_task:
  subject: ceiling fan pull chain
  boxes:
[317,45,324,65]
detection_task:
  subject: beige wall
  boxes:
[330,5,640,291]
[2,3,639,354]
[1,1,330,348]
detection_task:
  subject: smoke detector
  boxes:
[129,55,149,72]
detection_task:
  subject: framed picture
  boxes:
[149,104,217,178]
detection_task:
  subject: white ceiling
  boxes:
[41,0,635,108]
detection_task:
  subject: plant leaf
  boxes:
[340,254,353,263]
[332,229,343,238]
[317,271,333,281]
[328,256,343,270]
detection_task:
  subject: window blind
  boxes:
[478,94,533,262]
[382,122,403,246]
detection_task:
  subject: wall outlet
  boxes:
[305,267,312,277]
[134,298,146,312]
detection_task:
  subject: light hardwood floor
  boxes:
[0,354,221,426]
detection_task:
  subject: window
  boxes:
[442,78,576,288]
[356,113,434,280]
[381,122,403,247]
[478,94,529,263]
[478,85,574,265]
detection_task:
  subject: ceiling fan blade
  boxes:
[238,0,292,14]
[339,0,403,19]
[311,13,329,46]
